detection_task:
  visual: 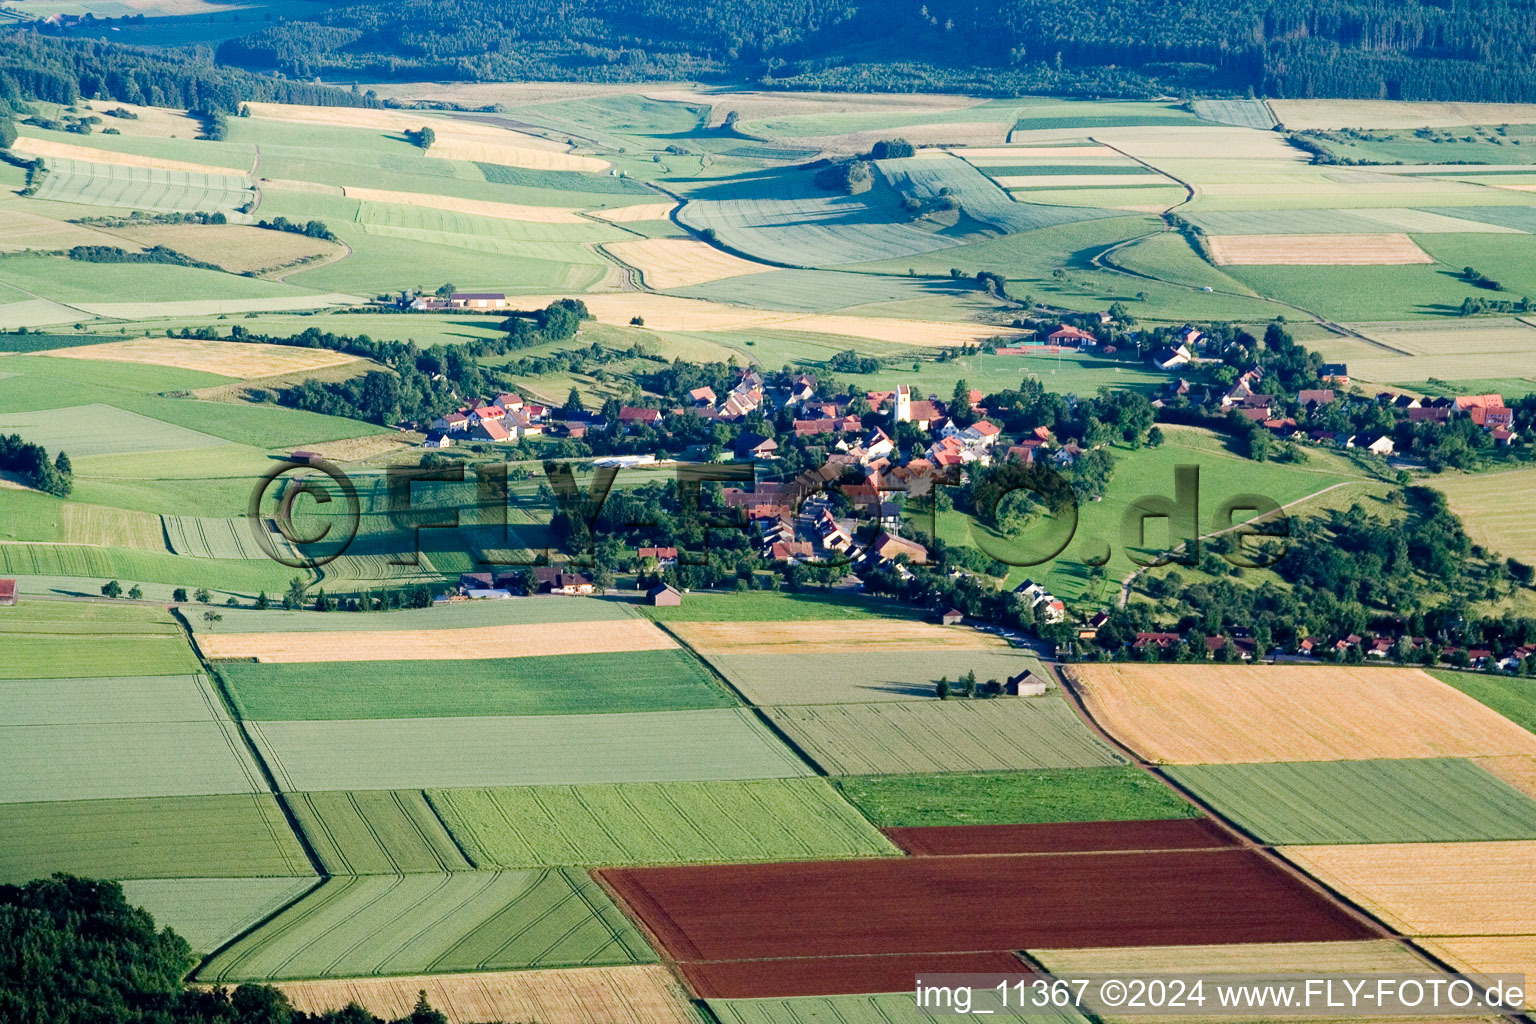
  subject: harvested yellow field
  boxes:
[507,292,1029,347]
[243,102,607,171]
[998,173,1169,188]
[1419,937,1535,1009]
[200,619,676,663]
[112,223,340,275]
[1096,125,1304,162]
[1197,180,1486,197]
[0,204,140,253]
[669,620,1005,658]
[606,238,772,288]
[41,337,359,379]
[8,135,247,177]
[1206,233,1433,266]
[1491,183,1536,193]
[277,965,704,1024]
[591,202,675,223]
[283,434,416,463]
[79,100,203,139]
[1064,664,1536,764]
[343,187,585,224]
[960,145,1115,160]
[1283,841,1536,935]
[1037,940,1428,975]
[1473,755,1536,801]
[1271,99,1536,130]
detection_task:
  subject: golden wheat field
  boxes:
[1418,937,1536,1009]
[507,292,1030,346]
[997,173,1170,188]
[1472,755,1536,801]
[276,966,704,1024]
[0,204,142,253]
[1035,940,1429,976]
[343,188,586,224]
[1283,841,1536,936]
[1206,233,1433,266]
[1064,665,1536,764]
[280,434,417,463]
[959,145,1117,160]
[590,202,676,223]
[41,337,359,379]
[78,100,203,139]
[606,238,772,288]
[110,223,341,275]
[199,619,677,663]
[668,620,1006,658]
[8,135,247,176]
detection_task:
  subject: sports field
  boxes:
[0,793,313,882]
[198,868,654,981]
[1066,665,1536,764]
[764,698,1123,775]
[249,708,810,790]
[835,767,1201,827]
[1167,758,1536,844]
[429,778,895,867]
[278,966,705,1024]
[1283,841,1536,935]
[219,650,733,719]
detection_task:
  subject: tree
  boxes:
[53,450,71,475]
[203,610,222,625]
[127,584,143,600]
[172,587,188,602]
[1146,426,1165,447]
[563,387,583,416]
[950,378,974,426]
[410,990,448,1024]
[283,576,307,610]
[936,676,950,699]
[434,282,455,299]
[100,580,122,598]
[194,587,211,604]
[255,591,270,609]
[961,669,976,698]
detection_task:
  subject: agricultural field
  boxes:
[285,790,472,875]
[1166,758,1536,844]
[278,966,705,1024]
[198,868,655,982]
[59,501,167,549]
[198,618,676,662]
[1065,664,1536,764]
[1204,233,1432,265]
[835,767,1202,827]
[703,650,1042,705]
[218,650,733,719]
[606,237,771,289]
[119,877,318,956]
[429,778,895,867]
[29,157,254,214]
[885,818,1237,856]
[764,697,1123,775]
[248,708,811,790]
[45,336,359,377]
[641,590,923,623]
[1034,938,1428,976]
[1282,840,1536,936]
[709,993,1086,1024]
[1432,670,1536,733]
[1306,320,1536,385]
[667,619,1003,657]
[1429,467,1536,562]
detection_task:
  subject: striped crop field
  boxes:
[0,794,314,883]
[710,994,1089,1024]
[286,790,472,875]
[1167,758,1536,844]
[249,708,810,791]
[764,698,1123,776]
[279,965,704,1024]
[31,158,254,214]
[1065,665,1536,764]
[164,515,297,560]
[703,650,1040,705]
[429,778,896,867]
[219,650,734,720]
[59,502,167,550]
[197,868,655,982]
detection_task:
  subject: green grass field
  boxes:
[429,778,896,868]
[249,708,810,791]
[219,650,735,720]
[286,790,472,875]
[30,157,253,214]
[641,590,923,623]
[120,877,318,956]
[0,794,313,883]
[197,868,654,982]
[0,402,227,457]
[710,994,1089,1024]
[1433,670,1536,733]
[0,631,200,679]
[0,543,304,595]
[163,515,291,560]
[765,697,1123,776]
[1167,758,1536,844]
[834,766,1201,827]
[193,597,638,632]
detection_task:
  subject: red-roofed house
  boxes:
[1047,325,1095,346]
[689,386,717,406]
[474,418,511,441]
[618,406,662,428]
[0,578,16,606]
[637,546,679,566]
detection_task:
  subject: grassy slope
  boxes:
[835,766,1201,827]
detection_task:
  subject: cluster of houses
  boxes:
[408,292,513,312]
[424,392,552,446]
[1126,628,1535,671]
[1013,579,1067,624]
[452,566,684,606]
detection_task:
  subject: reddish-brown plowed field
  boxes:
[884,818,1238,856]
[678,952,1029,999]
[597,850,1377,969]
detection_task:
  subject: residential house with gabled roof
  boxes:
[1047,325,1096,346]
[688,386,717,406]
[1152,344,1191,370]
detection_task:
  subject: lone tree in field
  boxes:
[172,588,188,603]
[936,677,950,700]
[194,587,211,604]
[202,611,222,625]
[127,585,142,600]
[100,580,122,599]
[284,576,307,610]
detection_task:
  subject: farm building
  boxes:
[1047,325,1096,346]
[289,450,321,464]
[0,578,16,606]
[940,608,964,626]
[647,583,682,606]
[532,567,593,595]
[1319,363,1350,385]
[1006,670,1048,696]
